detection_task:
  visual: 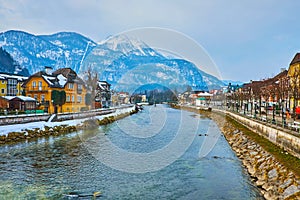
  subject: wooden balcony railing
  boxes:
[27,86,48,92]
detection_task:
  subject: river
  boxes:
[0,104,263,199]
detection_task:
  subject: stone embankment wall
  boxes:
[0,105,137,145]
[0,105,134,125]
[221,110,300,159]
[210,110,300,199]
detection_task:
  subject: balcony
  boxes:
[27,86,48,92]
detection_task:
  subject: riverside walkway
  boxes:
[211,105,300,136]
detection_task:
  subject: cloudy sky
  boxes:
[0,0,300,82]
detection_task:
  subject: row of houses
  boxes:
[223,53,300,118]
[0,67,112,114]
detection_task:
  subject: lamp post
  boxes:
[272,103,276,124]
[254,101,257,118]
[282,100,286,127]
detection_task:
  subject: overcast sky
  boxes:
[1,0,300,82]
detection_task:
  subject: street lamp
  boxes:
[282,100,286,127]
[254,101,257,118]
[272,103,276,124]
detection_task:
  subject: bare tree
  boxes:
[82,67,98,109]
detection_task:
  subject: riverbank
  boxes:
[0,105,137,145]
[176,105,300,199]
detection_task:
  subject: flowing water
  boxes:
[0,105,263,199]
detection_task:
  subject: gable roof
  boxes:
[52,68,85,85]
[290,53,300,65]
[0,73,28,81]
[10,96,36,102]
[1,95,36,102]
[23,67,85,88]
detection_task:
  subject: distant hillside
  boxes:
[0,47,29,76]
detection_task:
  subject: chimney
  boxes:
[280,67,286,72]
[45,66,53,75]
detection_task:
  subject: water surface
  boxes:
[0,105,262,199]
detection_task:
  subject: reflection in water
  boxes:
[0,105,263,199]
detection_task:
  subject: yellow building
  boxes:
[23,67,87,114]
[0,73,27,96]
[288,53,300,111]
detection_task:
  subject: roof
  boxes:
[198,92,213,97]
[11,96,36,102]
[0,73,28,81]
[24,67,85,88]
[290,53,300,65]
[1,96,15,101]
[1,96,36,102]
[98,81,111,86]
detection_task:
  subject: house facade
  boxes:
[0,73,27,96]
[23,67,87,113]
[288,53,300,112]
[95,81,111,108]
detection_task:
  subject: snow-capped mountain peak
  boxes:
[0,30,97,75]
[98,34,157,57]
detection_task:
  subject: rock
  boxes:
[279,179,292,190]
[259,161,267,170]
[256,179,265,187]
[283,185,300,199]
[257,157,265,164]
[248,166,256,176]
[249,151,258,156]
[268,169,278,179]
[0,135,6,141]
[262,183,273,191]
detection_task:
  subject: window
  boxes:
[1,89,4,94]
[34,94,38,100]
[41,94,45,102]
[68,83,74,89]
[38,81,42,91]
[7,78,17,96]
[78,84,82,90]
[32,81,36,88]
[1,80,4,84]
[71,95,75,102]
[66,95,70,102]
[77,95,82,103]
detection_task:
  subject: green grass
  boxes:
[226,115,300,177]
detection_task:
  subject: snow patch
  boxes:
[42,75,56,86]
[57,74,67,87]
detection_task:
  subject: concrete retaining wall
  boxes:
[0,114,49,125]
[56,108,116,121]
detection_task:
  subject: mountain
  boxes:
[0,47,29,75]
[0,30,96,75]
[0,30,226,92]
[80,34,225,92]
